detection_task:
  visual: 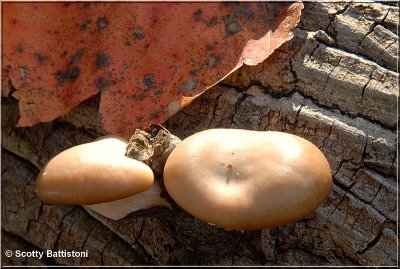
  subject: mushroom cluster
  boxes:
[163,129,332,230]
[36,127,332,230]
[36,135,170,220]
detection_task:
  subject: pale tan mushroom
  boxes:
[85,181,171,220]
[163,129,332,230]
[36,135,169,220]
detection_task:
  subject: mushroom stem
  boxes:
[125,124,181,176]
[84,180,171,221]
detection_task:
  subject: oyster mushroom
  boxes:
[36,135,169,220]
[163,129,332,230]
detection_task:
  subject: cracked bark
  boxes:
[1,1,398,266]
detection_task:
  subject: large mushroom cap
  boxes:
[164,129,332,230]
[36,135,154,205]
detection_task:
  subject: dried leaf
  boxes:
[3,2,303,138]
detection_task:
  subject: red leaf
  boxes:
[3,2,303,138]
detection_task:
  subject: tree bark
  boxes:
[1,2,398,266]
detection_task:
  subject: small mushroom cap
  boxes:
[164,129,332,230]
[36,136,154,205]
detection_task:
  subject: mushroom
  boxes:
[85,180,171,220]
[36,135,170,220]
[163,129,332,230]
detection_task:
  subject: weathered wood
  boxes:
[1,2,398,266]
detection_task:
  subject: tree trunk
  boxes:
[1,2,398,266]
